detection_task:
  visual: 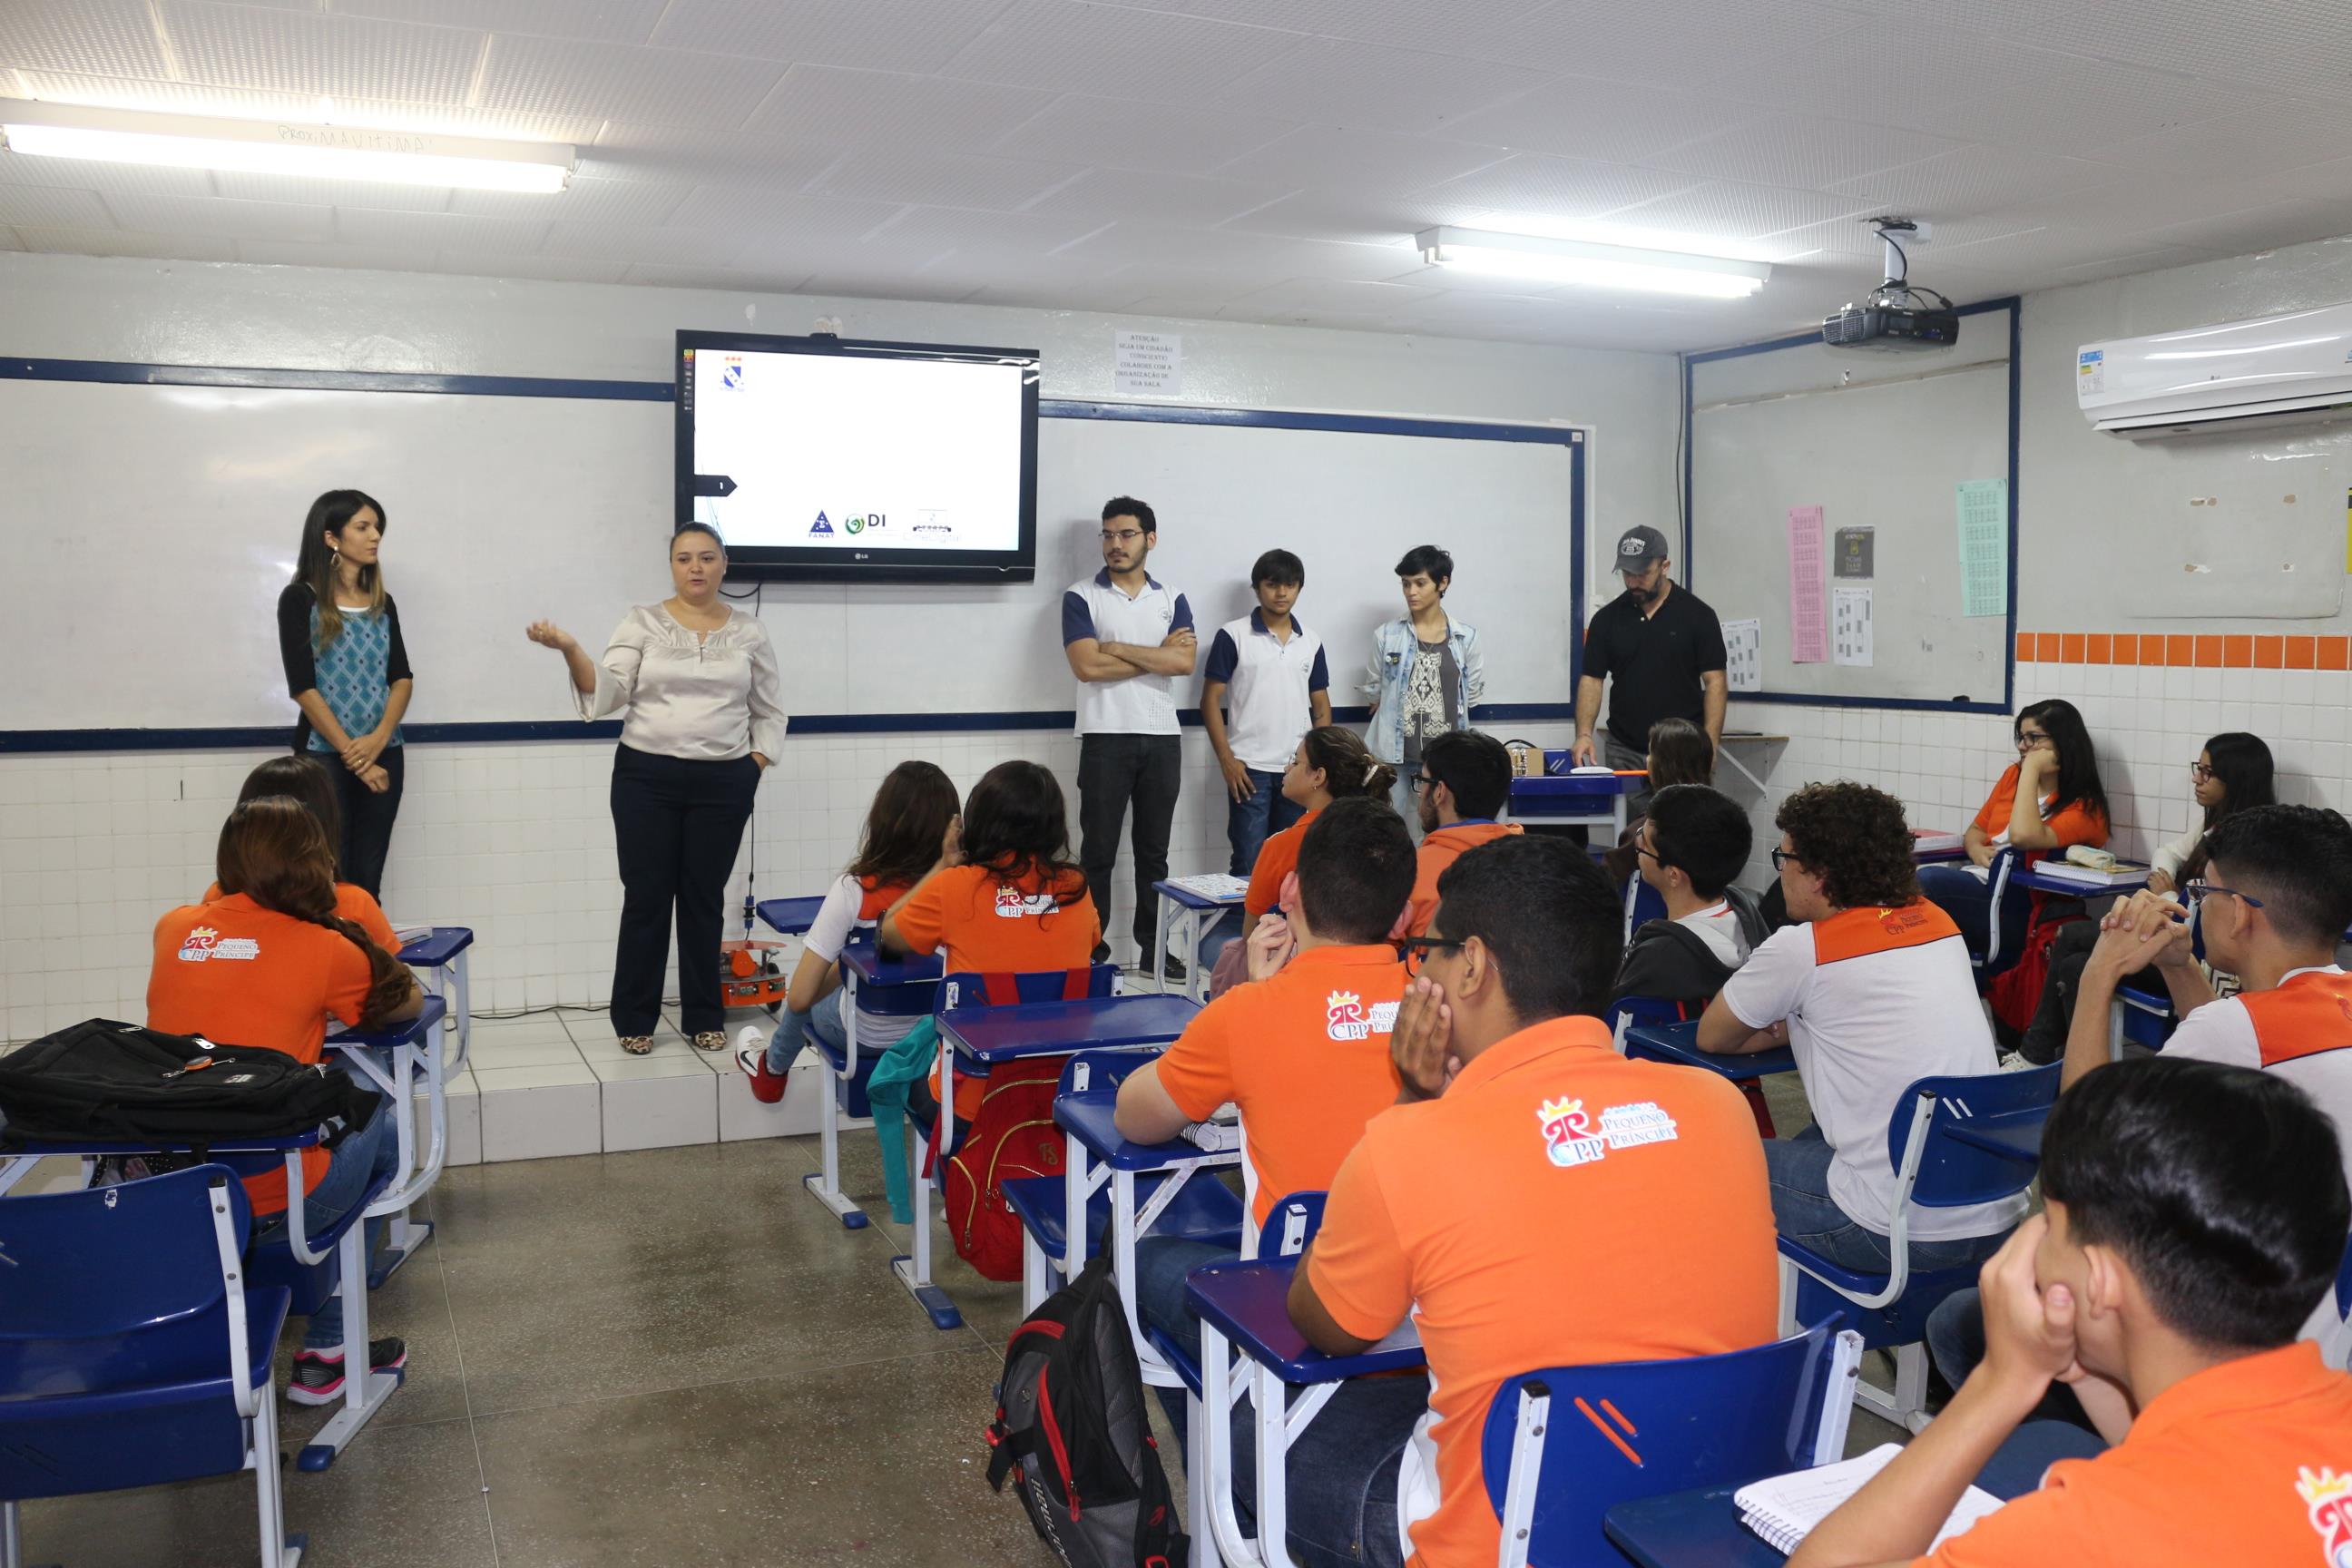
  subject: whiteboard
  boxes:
[1689,328,2014,708]
[0,377,1583,734]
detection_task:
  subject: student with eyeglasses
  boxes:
[1609,784,1769,1033]
[1400,730,1520,937]
[1916,701,2111,961]
[2011,732,2274,1065]
[1926,800,2352,1417]
[1061,495,1196,975]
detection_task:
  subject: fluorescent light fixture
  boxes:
[0,99,573,193]
[1417,226,1769,299]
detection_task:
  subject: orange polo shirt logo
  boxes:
[2303,1468,2352,1565]
[175,926,258,963]
[1539,1096,1679,1168]
[1324,990,1396,1042]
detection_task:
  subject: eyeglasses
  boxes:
[1409,775,1436,794]
[2182,879,2264,908]
[1769,847,1803,873]
[2189,761,2215,782]
[1633,839,1665,867]
[1396,935,1463,975]
[2015,730,2051,750]
[1098,528,1145,544]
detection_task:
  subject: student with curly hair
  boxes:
[1697,781,2020,1273]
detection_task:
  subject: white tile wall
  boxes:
[1720,662,2352,888]
[0,720,1583,1044]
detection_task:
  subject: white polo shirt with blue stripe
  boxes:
[1062,569,1194,737]
[1202,610,1330,772]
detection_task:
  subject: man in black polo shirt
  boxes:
[1573,525,1727,809]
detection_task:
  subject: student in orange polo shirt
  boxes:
[881,760,1102,1122]
[1284,835,1779,1568]
[202,754,399,951]
[1917,700,2110,960]
[1114,796,1415,1399]
[1789,1059,2352,1568]
[149,797,422,1406]
[1242,725,1398,927]
[1400,729,1520,937]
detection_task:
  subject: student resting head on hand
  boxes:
[1918,700,2110,960]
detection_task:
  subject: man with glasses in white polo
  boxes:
[1062,495,1196,974]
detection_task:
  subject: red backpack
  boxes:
[939,968,1103,1283]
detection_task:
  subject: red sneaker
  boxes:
[738,1045,788,1104]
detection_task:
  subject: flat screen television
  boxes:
[673,329,1040,583]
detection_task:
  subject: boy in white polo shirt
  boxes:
[1063,495,1196,971]
[1698,780,2023,1274]
[1200,548,1333,876]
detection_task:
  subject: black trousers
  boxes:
[609,744,760,1036]
[324,744,404,899]
[1077,732,1181,952]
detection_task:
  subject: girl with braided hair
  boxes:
[148,796,423,1405]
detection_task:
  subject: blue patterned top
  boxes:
[303,603,403,752]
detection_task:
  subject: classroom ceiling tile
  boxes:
[939,0,1303,100]
[0,149,219,201]
[805,146,1081,211]
[1022,169,1296,230]
[1494,0,1876,86]
[155,1,486,105]
[1439,78,1761,165]
[1899,59,2268,155]
[741,64,1055,152]
[2082,99,2352,181]
[448,176,694,225]
[1213,38,1552,138]
[662,186,901,244]
[536,219,754,267]
[1644,115,1967,191]
[16,223,238,260]
[649,0,1010,74]
[1100,0,1550,56]
[1218,275,1444,320]
[210,171,455,214]
[473,33,787,129]
[1597,183,1889,249]
[1209,126,1510,201]
[858,203,1112,264]
[0,183,117,229]
[334,208,552,254]
[991,96,1299,179]
[0,0,175,79]
[1824,144,2124,217]
[575,126,845,190]
[236,237,439,271]
[1404,155,1704,227]
[618,260,818,293]
[331,0,670,46]
[104,191,335,242]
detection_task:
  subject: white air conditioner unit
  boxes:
[2077,302,2352,439]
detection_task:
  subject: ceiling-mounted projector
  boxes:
[1823,219,1959,350]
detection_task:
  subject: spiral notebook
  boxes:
[1735,1445,2004,1553]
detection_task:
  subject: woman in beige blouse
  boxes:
[527,523,787,1054]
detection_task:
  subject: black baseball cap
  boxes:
[1615,525,1670,571]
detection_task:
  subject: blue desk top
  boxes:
[1055,1088,1229,1171]
[940,994,1200,1063]
[331,994,448,1050]
[1510,773,1636,819]
[756,895,828,936]
[396,926,474,965]
[1152,878,1247,911]
[1602,1419,2102,1568]
[2014,867,2146,898]
[838,936,945,987]
[1623,1020,1798,1083]
[1185,1260,1426,1385]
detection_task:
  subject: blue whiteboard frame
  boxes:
[1680,296,2021,715]
[0,358,1587,751]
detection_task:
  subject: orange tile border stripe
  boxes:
[2013,630,2350,667]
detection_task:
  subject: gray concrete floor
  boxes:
[18,1062,1904,1568]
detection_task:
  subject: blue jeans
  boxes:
[250,1102,399,1350]
[764,987,849,1074]
[1230,1373,1428,1568]
[1916,861,2027,965]
[1136,1235,1237,1442]
[1227,771,1306,877]
[1764,1125,2013,1275]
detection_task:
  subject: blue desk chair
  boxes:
[803,936,942,1230]
[1615,1015,1787,1138]
[0,1167,303,1568]
[1480,1321,1862,1568]
[1779,1063,2060,1431]
[328,993,449,1289]
[1006,1048,1160,1308]
[1622,868,1668,945]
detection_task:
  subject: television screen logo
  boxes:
[720,356,744,389]
[809,511,834,536]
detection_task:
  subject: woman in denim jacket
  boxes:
[1363,544,1484,829]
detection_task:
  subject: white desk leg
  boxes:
[1152,894,1171,992]
[1063,1132,1091,1285]
[803,970,869,1228]
[1201,1321,1265,1568]
[295,1214,400,1471]
[1252,1364,1290,1566]
[890,1029,963,1330]
[370,1032,446,1288]
[1613,796,1628,838]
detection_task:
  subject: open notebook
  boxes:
[1737,1445,2004,1553]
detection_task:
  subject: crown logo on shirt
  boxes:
[176,926,220,963]
[1325,990,1369,1041]
[1538,1096,1604,1167]
[2299,1467,2352,1566]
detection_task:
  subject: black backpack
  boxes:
[0,1018,381,1151]
[986,1257,1187,1568]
